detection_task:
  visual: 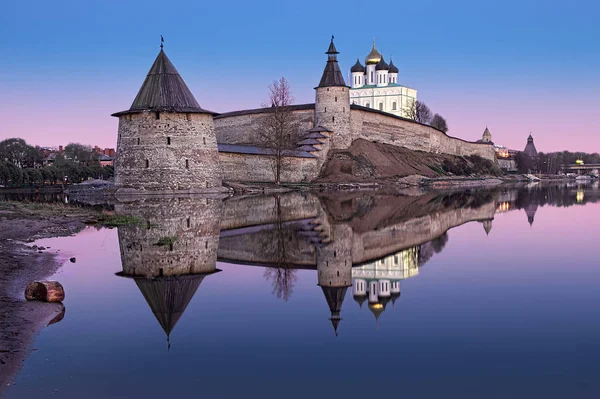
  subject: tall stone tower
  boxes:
[112,46,222,193]
[314,36,352,150]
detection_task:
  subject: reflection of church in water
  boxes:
[115,190,503,339]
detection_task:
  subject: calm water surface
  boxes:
[6,183,600,398]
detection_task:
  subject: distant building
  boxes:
[477,127,517,172]
[98,154,114,167]
[524,134,538,158]
[349,41,417,118]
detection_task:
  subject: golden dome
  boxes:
[365,42,382,65]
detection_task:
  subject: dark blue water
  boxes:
[6,184,600,398]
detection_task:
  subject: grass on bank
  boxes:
[0,200,142,227]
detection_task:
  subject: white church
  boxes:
[349,41,418,118]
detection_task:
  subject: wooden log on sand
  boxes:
[25,281,65,303]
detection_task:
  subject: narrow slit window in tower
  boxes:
[155,112,160,120]
[167,137,171,145]
[145,159,149,168]
[185,159,189,169]
[186,218,191,228]
[203,137,206,145]
[137,137,140,145]
[332,116,335,122]
[335,96,337,102]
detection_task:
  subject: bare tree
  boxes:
[254,77,299,185]
[263,194,297,301]
[404,100,432,124]
[431,114,449,132]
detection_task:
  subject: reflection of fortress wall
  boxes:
[220,194,321,230]
[219,221,317,267]
[218,193,324,266]
[116,198,223,277]
[217,193,497,268]
[351,202,496,264]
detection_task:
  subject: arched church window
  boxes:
[371,71,373,82]
[365,102,370,108]
[392,102,397,110]
[378,102,384,111]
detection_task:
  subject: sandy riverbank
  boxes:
[0,203,96,392]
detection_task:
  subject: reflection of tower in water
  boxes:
[317,225,353,336]
[116,197,223,347]
[524,203,538,226]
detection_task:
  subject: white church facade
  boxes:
[349,42,417,119]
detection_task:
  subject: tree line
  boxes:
[0,138,114,186]
[405,100,449,133]
[514,151,600,174]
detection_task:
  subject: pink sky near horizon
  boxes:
[2,78,598,153]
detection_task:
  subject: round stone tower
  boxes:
[314,36,352,150]
[112,47,222,193]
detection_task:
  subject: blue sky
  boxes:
[1,0,599,151]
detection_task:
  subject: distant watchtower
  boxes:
[314,36,352,149]
[112,45,222,193]
[482,127,492,143]
[524,134,538,158]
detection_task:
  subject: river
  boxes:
[4,183,600,398]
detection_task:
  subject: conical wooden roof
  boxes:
[318,37,347,88]
[113,50,213,116]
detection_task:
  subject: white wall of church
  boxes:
[350,86,417,118]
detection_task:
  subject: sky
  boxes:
[0,0,599,152]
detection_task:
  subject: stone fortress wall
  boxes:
[213,104,496,183]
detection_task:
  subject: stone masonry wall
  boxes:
[350,108,496,161]
[213,103,496,184]
[214,108,314,147]
[115,112,222,193]
[219,152,321,183]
